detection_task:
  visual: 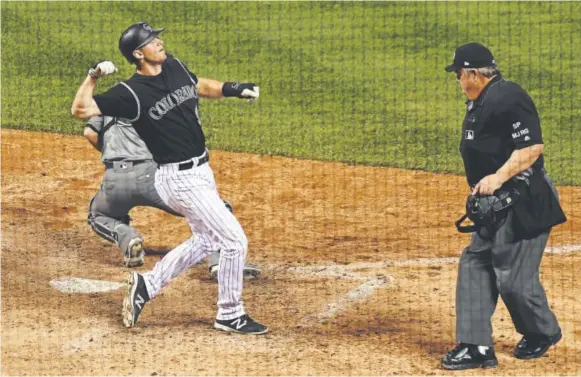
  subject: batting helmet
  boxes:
[118,22,164,63]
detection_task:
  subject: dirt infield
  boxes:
[2,129,580,376]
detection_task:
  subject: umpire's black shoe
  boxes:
[214,314,268,335]
[441,343,498,370]
[122,272,150,328]
[514,329,562,360]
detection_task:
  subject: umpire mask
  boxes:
[455,189,519,234]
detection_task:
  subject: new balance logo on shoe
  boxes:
[135,294,145,309]
[122,272,150,328]
[214,314,268,335]
[230,317,248,330]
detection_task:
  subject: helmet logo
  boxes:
[142,24,153,32]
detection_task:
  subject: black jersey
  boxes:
[459,75,544,187]
[94,54,205,163]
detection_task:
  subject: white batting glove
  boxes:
[241,85,259,102]
[88,61,117,79]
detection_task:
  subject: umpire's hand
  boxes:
[472,173,504,195]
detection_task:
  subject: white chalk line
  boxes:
[287,243,581,276]
[289,243,580,326]
[50,277,125,293]
[545,244,581,254]
[51,244,580,334]
[298,276,392,327]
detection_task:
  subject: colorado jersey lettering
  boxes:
[94,54,205,163]
[148,84,198,120]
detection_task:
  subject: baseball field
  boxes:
[2,2,580,376]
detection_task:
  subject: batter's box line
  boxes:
[276,243,580,327]
[297,275,393,328]
[281,243,581,277]
[273,262,396,327]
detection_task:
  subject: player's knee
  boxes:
[220,232,247,258]
[231,231,248,254]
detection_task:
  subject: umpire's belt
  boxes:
[104,160,151,171]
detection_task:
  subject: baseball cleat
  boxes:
[122,272,150,328]
[441,343,498,370]
[209,265,219,280]
[214,314,268,335]
[514,329,562,359]
[209,263,261,281]
[124,237,145,267]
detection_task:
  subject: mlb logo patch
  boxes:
[465,130,474,140]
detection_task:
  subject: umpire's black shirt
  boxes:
[460,74,544,187]
[93,54,205,164]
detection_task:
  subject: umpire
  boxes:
[441,43,566,370]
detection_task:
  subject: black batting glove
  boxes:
[222,82,259,101]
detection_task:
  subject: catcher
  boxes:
[84,115,260,279]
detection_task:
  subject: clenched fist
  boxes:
[222,82,260,102]
[88,61,117,79]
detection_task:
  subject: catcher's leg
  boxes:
[89,184,144,267]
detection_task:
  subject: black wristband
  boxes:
[222,82,242,97]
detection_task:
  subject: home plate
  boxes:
[50,277,125,293]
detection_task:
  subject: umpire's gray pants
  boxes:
[89,161,181,254]
[456,174,561,346]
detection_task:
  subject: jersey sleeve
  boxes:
[85,116,104,133]
[93,83,140,121]
[498,91,543,149]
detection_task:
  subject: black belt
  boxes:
[158,154,209,171]
[104,160,150,169]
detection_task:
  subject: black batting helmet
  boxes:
[118,22,164,63]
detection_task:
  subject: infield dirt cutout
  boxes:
[2,129,580,376]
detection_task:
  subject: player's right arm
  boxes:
[71,76,102,118]
[71,61,117,119]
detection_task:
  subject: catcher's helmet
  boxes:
[119,22,164,63]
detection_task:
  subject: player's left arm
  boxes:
[197,78,259,101]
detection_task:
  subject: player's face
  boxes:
[140,37,166,65]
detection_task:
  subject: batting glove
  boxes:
[222,82,260,102]
[88,61,117,79]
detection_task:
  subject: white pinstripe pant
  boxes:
[142,156,247,320]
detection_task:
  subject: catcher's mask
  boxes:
[455,189,520,233]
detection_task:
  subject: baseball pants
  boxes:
[455,173,561,346]
[89,161,181,254]
[144,154,247,320]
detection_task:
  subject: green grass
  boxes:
[2,1,580,185]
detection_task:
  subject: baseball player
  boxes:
[84,115,260,280]
[71,22,267,334]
